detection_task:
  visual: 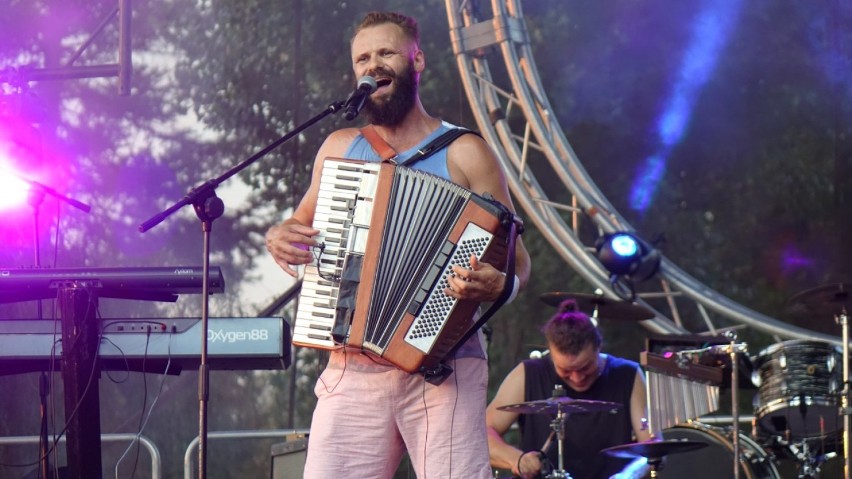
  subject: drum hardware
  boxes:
[759,430,839,478]
[788,282,852,317]
[789,283,852,479]
[752,340,842,439]
[600,439,708,478]
[838,308,851,479]
[726,334,749,479]
[643,332,758,477]
[641,351,722,429]
[496,390,623,416]
[497,385,623,479]
[672,333,748,478]
[787,439,837,478]
[659,422,782,478]
[538,292,656,322]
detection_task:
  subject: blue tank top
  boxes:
[343,121,486,360]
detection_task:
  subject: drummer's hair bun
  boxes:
[557,299,579,314]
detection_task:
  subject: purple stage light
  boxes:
[0,154,31,211]
[630,0,744,212]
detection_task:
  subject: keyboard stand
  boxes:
[58,285,103,479]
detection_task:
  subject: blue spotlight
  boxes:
[596,232,661,300]
[610,234,639,258]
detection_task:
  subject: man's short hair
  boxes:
[353,11,420,46]
[541,299,602,355]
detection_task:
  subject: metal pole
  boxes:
[118,0,132,95]
[839,311,850,479]
[729,337,739,479]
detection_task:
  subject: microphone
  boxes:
[343,76,378,121]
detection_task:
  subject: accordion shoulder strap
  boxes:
[401,127,480,168]
[359,125,398,161]
[360,125,482,165]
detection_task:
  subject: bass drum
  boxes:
[656,423,780,479]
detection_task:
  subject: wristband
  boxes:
[516,450,534,477]
[503,273,520,304]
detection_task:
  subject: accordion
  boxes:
[292,157,515,373]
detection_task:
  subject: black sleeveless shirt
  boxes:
[519,355,639,479]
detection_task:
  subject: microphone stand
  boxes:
[139,98,348,479]
[19,176,91,479]
[28,187,51,479]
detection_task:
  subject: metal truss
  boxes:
[1,1,131,93]
[444,0,840,344]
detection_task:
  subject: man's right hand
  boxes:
[515,451,543,479]
[265,221,320,277]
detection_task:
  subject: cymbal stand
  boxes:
[547,406,572,479]
[546,385,573,479]
[646,456,664,478]
[721,333,748,479]
[837,308,850,479]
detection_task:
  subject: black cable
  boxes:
[0,291,103,474]
[449,357,459,478]
[101,336,130,384]
[421,373,429,479]
[317,347,347,394]
[130,331,151,479]
[114,330,172,479]
[0,329,104,471]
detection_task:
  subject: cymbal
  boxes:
[497,396,621,415]
[539,292,655,321]
[601,439,708,460]
[788,283,852,316]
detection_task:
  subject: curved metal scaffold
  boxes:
[444,0,840,344]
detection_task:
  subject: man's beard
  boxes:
[363,63,417,127]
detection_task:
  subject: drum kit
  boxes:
[495,284,852,479]
[498,385,623,479]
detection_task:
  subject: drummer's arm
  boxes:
[486,363,542,479]
[612,369,656,479]
[630,369,654,442]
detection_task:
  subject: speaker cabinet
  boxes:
[270,433,308,479]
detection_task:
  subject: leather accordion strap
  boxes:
[401,127,478,168]
[361,125,481,165]
[359,125,398,161]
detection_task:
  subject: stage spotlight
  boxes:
[0,109,42,211]
[595,232,661,300]
[0,159,30,211]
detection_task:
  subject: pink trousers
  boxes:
[303,350,491,479]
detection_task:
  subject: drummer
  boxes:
[486,299,655,479]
